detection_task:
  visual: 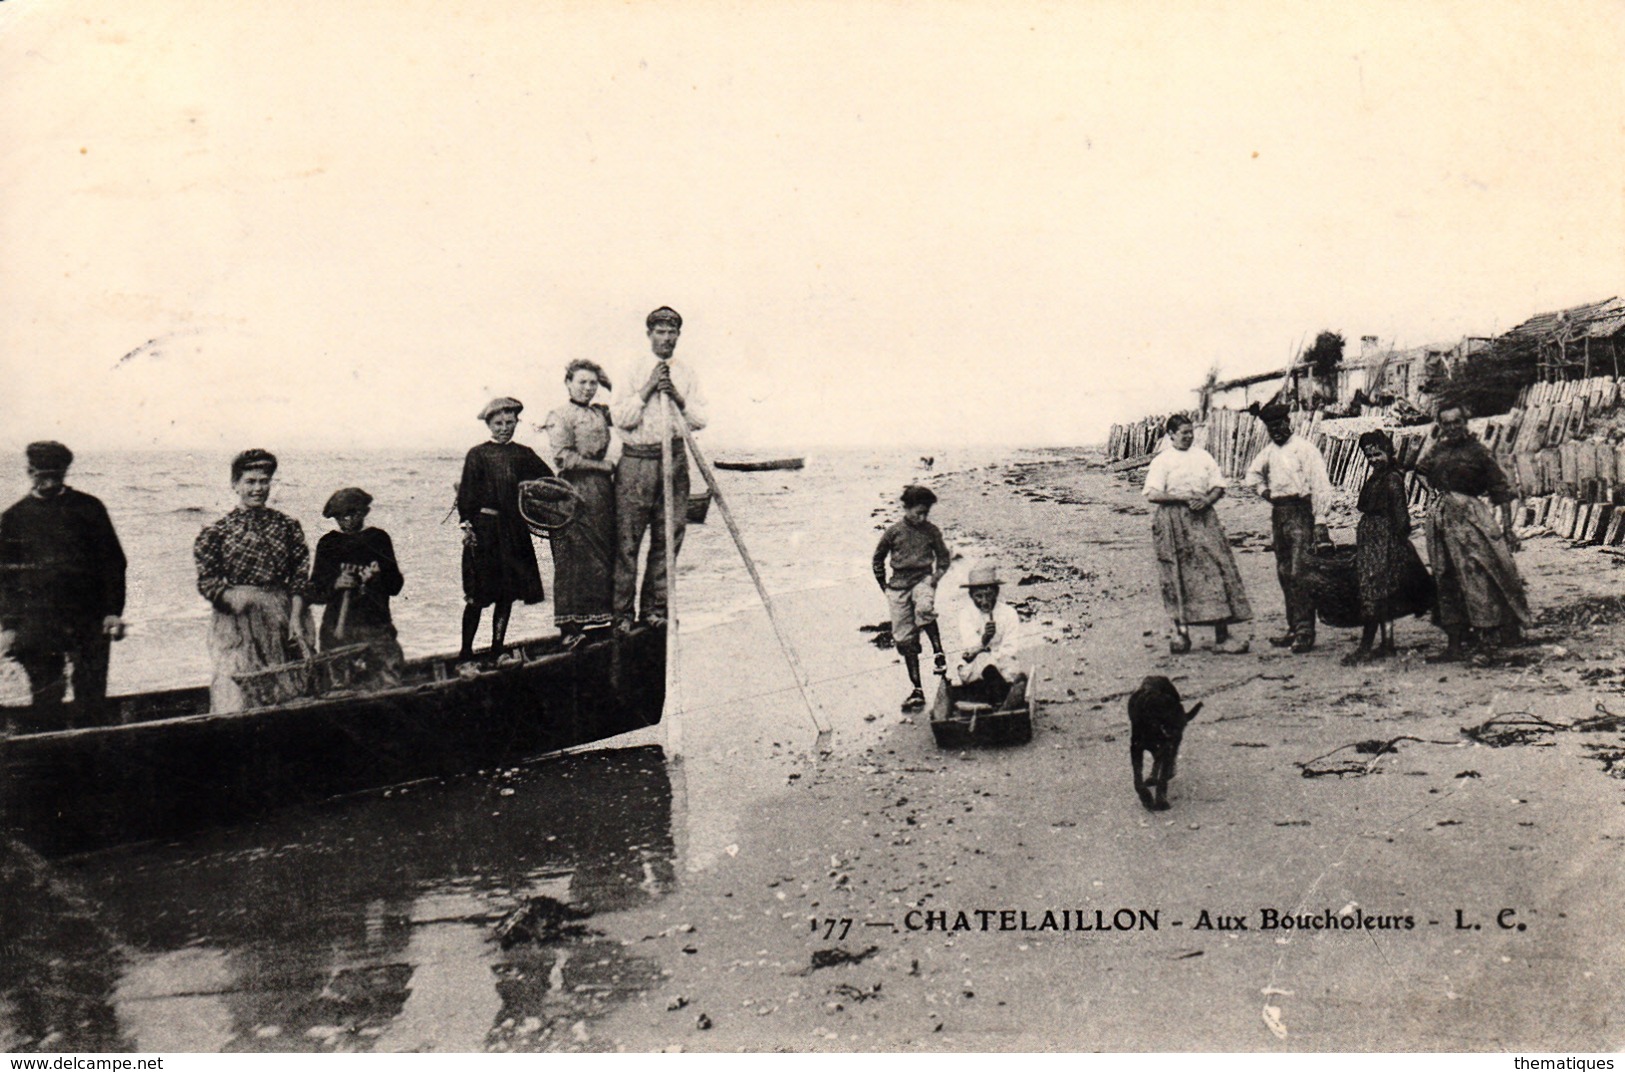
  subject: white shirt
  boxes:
[1244,434,1333,518]
[610,355,709,447]
[1143,446,1226,502]
[958,600,1023,667]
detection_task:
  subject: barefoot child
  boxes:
[873,485,952,711]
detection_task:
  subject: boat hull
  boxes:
[1,629,665,857]
[712,458,805,471]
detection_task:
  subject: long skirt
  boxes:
[1427,492,1531,631]
[207,587,312,713]
[1354,513,1435,623]
[553,470,615,628]
[462,513,545,607]
[1152,504,1253,626]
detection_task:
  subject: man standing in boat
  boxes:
[0,441,128,728]
[611,306,708,632]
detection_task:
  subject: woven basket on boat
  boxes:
[518,477,580,537]
[231,644,374,708]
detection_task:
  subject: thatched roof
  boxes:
[1503,296,1625,343]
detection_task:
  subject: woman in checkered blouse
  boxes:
[193,449,314,712]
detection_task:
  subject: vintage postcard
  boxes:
[1,0,1621,1057]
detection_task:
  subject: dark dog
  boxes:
[1127,676,1202,811]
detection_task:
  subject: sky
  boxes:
[2,0,1622,452]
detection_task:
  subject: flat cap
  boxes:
[479,397,524,421]
[1256,402,1292,424]
[25,441,73,472]
[322,487,373,518]
[646,306,683,330]
[901,484,937,507]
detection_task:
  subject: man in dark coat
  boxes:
[0,441,127,728]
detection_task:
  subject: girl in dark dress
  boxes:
[1345,429,1434,664]
[308,487,406,683]
[459,397,553,661]
[543,360,617,648]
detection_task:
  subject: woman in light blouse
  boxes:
[1142,414,1253,654]
[542,360,617,648]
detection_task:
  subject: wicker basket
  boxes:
[232,644,374,708]
[1304,543,1435,629]
[686,490,712,524]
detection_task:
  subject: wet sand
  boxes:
[569,453,1625,1052]
[6,451,1623,1052]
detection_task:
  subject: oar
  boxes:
[671,412,831,737]
[661,392,683,760]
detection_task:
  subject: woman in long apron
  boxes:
[543,360,617,649]
[1142,414,1253,654]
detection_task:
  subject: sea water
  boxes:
[0,444,1034,699]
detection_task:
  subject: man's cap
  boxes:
[230,449,278,482]
[961,564,1002,589]
[25,441,72,472]
[1256,402,1292,424]
[646,306,683,330]
[901,484,937,507]
[323,487,373,518]
[479,397,524,421]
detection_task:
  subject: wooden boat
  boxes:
[713,457,805,472]
[928,666,1036,748]
[0,627,665,857]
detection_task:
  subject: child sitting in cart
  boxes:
[956,564,1027,711]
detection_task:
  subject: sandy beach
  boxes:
[537,450,1625,1053]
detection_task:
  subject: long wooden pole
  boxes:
[672,416,831,736]
[661,392,683,760]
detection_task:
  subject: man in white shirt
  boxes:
[610,306,709,631]
[1243,403,1333,653]
[955,564,1027,709]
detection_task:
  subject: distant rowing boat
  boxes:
[713,457,805,472]
[1,628,665,857]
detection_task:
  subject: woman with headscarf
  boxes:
[193,449,314,712]
[1415,403,1531,661]
[458,397,553,662]
[1141,414,1253,654]
[542,360,617,649]
[1346,429,1434,664]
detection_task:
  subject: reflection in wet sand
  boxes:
[12,745,675,1053]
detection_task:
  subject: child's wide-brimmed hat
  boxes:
[900,484,937,507]
[961,565,1002,589]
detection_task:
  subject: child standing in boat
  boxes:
[873,485,952,712]
[308,487,406,686]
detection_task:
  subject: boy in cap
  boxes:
[308,487,406,684]
[0,441,127,728]
[955,564,1028,710]
[873,485,952,710]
